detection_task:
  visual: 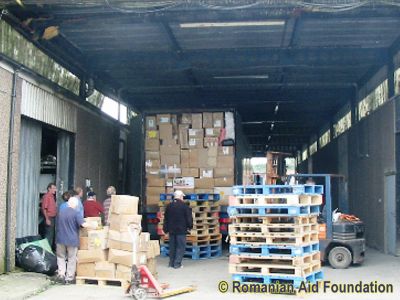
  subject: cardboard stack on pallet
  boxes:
[158,193,222,260]
[227,185,324,290]
[76,195,160,285]
[145,112,235,208]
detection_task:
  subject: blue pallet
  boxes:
[231,270,323,289]
[233,185,324,196]
[230,243,320,257]
[227,205,320,217]
[161,247,222,260]
[160,193,220,201]
[161,243,222,253]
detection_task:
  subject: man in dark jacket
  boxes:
[163,190,193,269]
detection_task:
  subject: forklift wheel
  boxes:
[131,287,147,300]
[328,246,352,269]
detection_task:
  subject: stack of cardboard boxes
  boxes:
[76,195,160,281]
[145,112,235,207]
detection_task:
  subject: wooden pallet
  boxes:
[189,229,209,236]
[229,252,321,267]
[229,223,318,235]
[191,206,211,213]
[230,216,317,225]
[229,261,321,277]
[76,276,128,287]
[231,194,322,206]
[230,232,319,246]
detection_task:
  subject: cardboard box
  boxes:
[195,189,214,194]
[146,168,160,176]
[198,149,209,168]
[88,228,109,250]
[214,167,234,178]
[218,146,234,156]
[200,168,214,178]
[157,114,171,125]
[213,112,224,128]
[145,139,160,151]
[77,249,107,263]
[116,264,131,281]
[214,177,234,187]
[146,186,165,197]
[150,240,160,257]
[173,177,195,189]
[188,129,204,138]
[146,130,159,139]
[95,262,116,279]
[109,214,142,232]
[181,113,192,124]
[160,144,180,155]
[161,154,180,165]
[182,168,199,177]
[207,157,217,168]
[204,137,219,148]
[189,149,199,168]
[147,177,165,187]
[203,112,213,128]
[205,128,220,137]
[208,147,218,157]
[159,124,173,141]
[77,263,95,277]
[147,195,160,206]
[111,195,139,215]
[189,138,203,149]
[217,155,234,168]
[119,232,135,251]
[179,126,189,149]
[146,151,160,160]
[195,178,214,189]
[145,159,161,169]
[108,249,133,267]
[214,187,233,206]
[191,113,203,129]
[79,237,89,250]
[146,116,157,130]
[181,150,190,168]
[80,217,102,237]
[139,233,151,252]
[147,258,157,275]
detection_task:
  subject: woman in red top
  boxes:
[83,192,104,217]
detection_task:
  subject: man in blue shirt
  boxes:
[55,197,92,284]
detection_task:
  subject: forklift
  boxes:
[287,174,366,269]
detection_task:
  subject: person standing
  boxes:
[103,186,116,225]
[41,183,57,248]
[73,187,84,218]
[59,191,72,212]
[163,190,193,269]
[83,192,104,218]
[55,197,93,284]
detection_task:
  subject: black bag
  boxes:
[19,245,57,275]
[221,139,235,146]
[15,235,42,267]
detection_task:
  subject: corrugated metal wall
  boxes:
[16,118,42,238]
[21,80,77,133]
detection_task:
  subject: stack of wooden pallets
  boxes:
[228,185,324,289]
[158,193,222,260]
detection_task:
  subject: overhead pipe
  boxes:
[5,68,18,272]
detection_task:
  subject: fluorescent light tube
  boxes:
[180,20,285,28]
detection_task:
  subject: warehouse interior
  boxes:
[1,0,400,287]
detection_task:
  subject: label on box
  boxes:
[173,177,195,189]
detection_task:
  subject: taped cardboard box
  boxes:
[204,137,219,148]
[181,150,190,167]
[157,114,171,125]
[182,168,199,177]
[213,112,224,128]
[77,262,95,277]
[109,214,142,232]
[208,146,218,157]
[160,144,180,155]
[146,151,160,160]
[111,195,139,215]
[145,159,161,170]
[214,177,234,187]
[146,116,157,130]
[159,124,173,141]
[218,146,234,156]
[195,178,214,189]
[200,168,214,178]
[95,262,116,279]
[79,217,102,237]
[161,154,180,165]
[77,249,107,263]
[203,112,213,128]
[205,128,220,137]
[88,227,109,250]
[191,113,203,129]
[116,264,132,281]
[108,230,121,250]
[146,130,159,139]
[189,138,203,149]
[214,167,234,178]
[79,237,89,250]
[108,249,133,267]
[146,168,160,176]
[145,139,160,151]
[179,125,189,149]
[217,155,234,168]
[147,177,166,187]
[139,233,151,252]
[188,129,204,138]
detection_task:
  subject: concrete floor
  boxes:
[30,248,400,300]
